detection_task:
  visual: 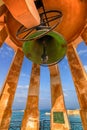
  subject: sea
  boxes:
[9,110,83,130]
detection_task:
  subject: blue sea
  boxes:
[9,110,83,130]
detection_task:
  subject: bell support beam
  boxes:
[67,44,87,130]
[0,49,24,130]
[81,25,87,45]
[0,15,8,47]
[21,63,40,130]
[3,0,40,28]
[0,4,7,16]
[0,25,8,47]
[70,36,83,48]
[0,0,4,7]
[49,65,70,130]
[5,37,19,51]
[42,0,87,43]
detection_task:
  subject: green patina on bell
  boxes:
[22,30,67,66]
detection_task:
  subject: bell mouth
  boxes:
[22,30,67,66]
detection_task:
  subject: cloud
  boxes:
[0,44,14,58]
[18,84,28,90]
[63,89,77,97]
[21,72,30,78]
[65,56,67,60]
[13,83,51,108]
[63,89,68,97]
[13,85,29,100]
[17,85,29,89]
[84,65,87,72]
[0,84,2,89]
[64,65,68,70]
[63,92,68,97]
[78,50,87,55]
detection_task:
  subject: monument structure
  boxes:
[0,0,87,130]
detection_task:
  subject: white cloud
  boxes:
[63,92,68,97]
[64,65,68,70]
[0,44,14,58]
[78,50,87,55]
[63,89,68,97]
[15,94,27,98]
[63,89,77,97]
[21,72,30,78]
[65,56,67,60]
[15,100,25,103]
[84,65,87,72]
[13,85,29,99]
[17,85,29,89]
[6,46,13,52]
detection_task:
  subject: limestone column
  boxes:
[0,26,8,47]
[49,65,70,130]
[21,63,40,130]
[67,44,87,130]
[0,5,8,47]
[0,49,24,130]
[0,22,8,47]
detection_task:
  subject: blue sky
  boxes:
[0,41,87,110]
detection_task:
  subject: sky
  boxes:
[0,41,87,110]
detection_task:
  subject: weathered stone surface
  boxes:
[0,49,24,130]
[0,12,8,47]
[43,0,87,43]
[5,37,18,51]
[0,25,8,47]
[3,0,40,28]
[81,26,87,45]
[49,65,70,130]
[21,64,40,130]
[0,0,4,7]
[67,44,87,130]
[0,4,7,16]
[0,0,86,49]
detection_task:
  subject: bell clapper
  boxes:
[41,40,48,64]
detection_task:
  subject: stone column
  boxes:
[0,49,24,130]
[49,65,70,130]
[21,63,40,130]
[67,44,87,130]
[0,6,8,47]
[0,25,8,47]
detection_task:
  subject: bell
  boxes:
[22,30,67,66]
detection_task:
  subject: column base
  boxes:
[0,109,12,130]
[80,109,87,130]
[21,115,39,130]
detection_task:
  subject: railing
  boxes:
[9,120,83,130]
[9,121,21,130]
[70,122,83,130]
[40,120,50,130]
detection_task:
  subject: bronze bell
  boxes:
[22,30,67,66]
